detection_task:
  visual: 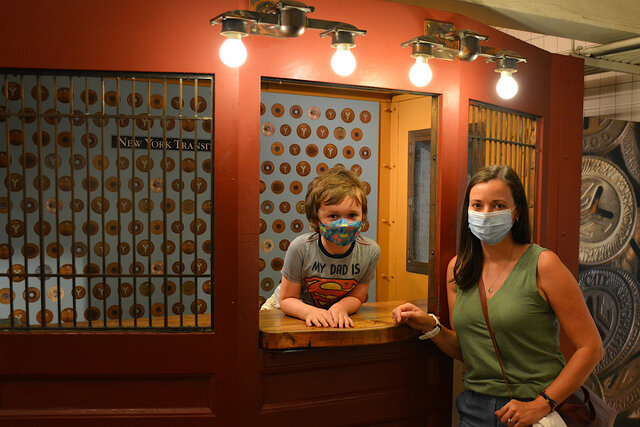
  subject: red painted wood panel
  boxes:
[0,0,583,424]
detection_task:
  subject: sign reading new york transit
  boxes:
[112,135,212,152]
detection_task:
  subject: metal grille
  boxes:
[468,101,538,234]
[0,70,214,330]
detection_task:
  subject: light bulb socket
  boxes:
[221,18,248,37]
[411,43,435,59]
[330,30,356,48]
[494,57,518,73]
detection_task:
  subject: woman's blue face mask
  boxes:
[467,207,515,245]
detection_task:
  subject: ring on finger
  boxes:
[507,419,513,424]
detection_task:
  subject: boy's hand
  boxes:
[328,305,354,328]
[305,307,336,327]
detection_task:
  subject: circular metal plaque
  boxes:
[582,117,629,155]
[578,268,640,376]
[579,156,636,265]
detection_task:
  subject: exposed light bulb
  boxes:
[219,33,247,68]
[409,56,432,87]
[331,44,356,76]
[496,70,518,99]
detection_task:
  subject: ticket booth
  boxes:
[0,1,583,425]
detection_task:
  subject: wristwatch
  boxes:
[418,313,441,340]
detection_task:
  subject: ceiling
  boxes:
[386,0,640,75]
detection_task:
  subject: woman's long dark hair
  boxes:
[452,165,532,290]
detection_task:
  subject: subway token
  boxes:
[0,288,15,304]
[190,96,207,113]
[279,124,291,136]
[36,309,53,326]
[261,122,275,136]
[61,308,76,323]
[162,280,176,295]
[290,105,302,118]
[119,282,133,298]
[80,88,97,105]
[107,306,122,320]
[582,117,629,155]
[104,90,119,106]
[150,94,165,109]
[191,299,207,314]
[325,108,336,120]
[183,280,196,295]
[151,303,165,317]
[21,243,39,259]
[21,197,38,213]
[316,125,329,139]
[47,286,64,302]
[161,241,175,255]
[261,238,274,253]
[139,281,155,297]
[127,92,143,108]
[580,156,636,265]
[260,200,274,215]
[202,280,212,294]
[151,261,164,275]
[341,108,354,123]
[579,268,640,377]
[308,106,320,120]
[271,103,284,117]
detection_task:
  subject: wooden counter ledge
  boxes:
[259,299,428,350]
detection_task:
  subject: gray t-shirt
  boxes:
[277,232,380,308]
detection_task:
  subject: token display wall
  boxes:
[0,72,214,329]
[259,92,379,307]
[578,118,640,420]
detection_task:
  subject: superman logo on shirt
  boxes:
[304,277,358,308]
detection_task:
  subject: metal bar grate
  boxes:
[0,70,214,330]
[468,101,538,236]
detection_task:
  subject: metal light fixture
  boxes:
[211,1,366,75]
[491,51,526,99]
[400,36,443,87]
[402,20,527,98]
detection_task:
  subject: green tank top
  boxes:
[452,244,566,399]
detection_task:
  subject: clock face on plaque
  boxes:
[579,156,636,266]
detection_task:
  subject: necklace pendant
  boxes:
[488,288,494,294]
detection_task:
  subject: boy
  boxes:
[263,165,380,328]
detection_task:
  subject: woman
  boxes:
[392,165,602,426]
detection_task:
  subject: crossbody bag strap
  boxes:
[478,277,513,399]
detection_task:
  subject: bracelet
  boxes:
[418,313,441,340]
[539,391,558,411]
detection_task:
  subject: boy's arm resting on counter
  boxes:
[279,275,337,327]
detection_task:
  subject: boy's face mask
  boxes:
[318,218,363,246]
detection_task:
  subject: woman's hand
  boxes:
[304,307,336,327]
[391,303,435,332]
[328,304,354,328]
[495,397,550,427]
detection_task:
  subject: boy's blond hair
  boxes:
[304,165,368,231]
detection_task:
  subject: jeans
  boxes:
[456,390,512,427]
